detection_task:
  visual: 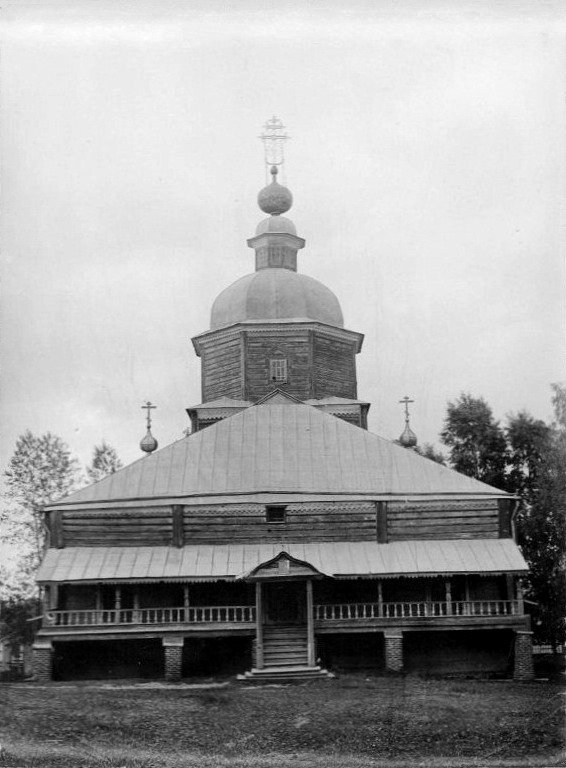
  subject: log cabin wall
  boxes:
[59,498,503,548]
[312,334,357,399]
[62,507,173,546]
[201,333,243,402]
[387,499,500,541]
[244,330,312,401]
[182,501,377,543]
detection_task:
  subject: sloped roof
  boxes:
[47,402,509,509]
[36,539,527,583]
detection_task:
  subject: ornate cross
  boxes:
[399,395,414,423]
[142,400,156,430]
[259,116,289,175]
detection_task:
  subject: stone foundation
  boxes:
[163,637,184,681]
[513,630,534,681]
[384,632,403,672]
[32,641,53,682]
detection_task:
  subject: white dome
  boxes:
[210,268,344,330]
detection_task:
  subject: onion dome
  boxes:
[210,269,344,330]
[257,166,293,215]
[399,423,418,448]
[140,429,158,453]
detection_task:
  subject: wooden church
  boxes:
[34,121,533,683]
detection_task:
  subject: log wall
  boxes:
[312,335,357,399]
[182,501,378,544]
[201,334,243,401]
[62,507,173,547]
[387,499,499,540]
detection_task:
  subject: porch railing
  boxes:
[314,600,521,621]
[45,605,256,627]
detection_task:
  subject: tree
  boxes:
[2,431,80,573]
[86,441,123,484]
[415,443,446,465]
[515,385,566,648]
[506,411,552,504]
[440,393,508,489]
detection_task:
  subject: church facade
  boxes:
[34,140,533,683]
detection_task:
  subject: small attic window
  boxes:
[269,358,287,383]
[266,505,286,523]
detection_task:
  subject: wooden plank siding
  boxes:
[62,507,173,547]
[201,335,243,402]
[312,335,357,399]
[182,502,378,544]
[387,499,500,541]
[244,332,312,401]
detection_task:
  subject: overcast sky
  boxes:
[1,0,565,481]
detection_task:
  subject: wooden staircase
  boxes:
[240,624,333,683]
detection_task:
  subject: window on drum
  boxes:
[269,358,288,383]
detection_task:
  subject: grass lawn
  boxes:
[0,675,563,768]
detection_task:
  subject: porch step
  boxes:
[238,665,335,684]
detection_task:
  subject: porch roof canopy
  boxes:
[37,539,528,584]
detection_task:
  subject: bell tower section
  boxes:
[189,119,367,429]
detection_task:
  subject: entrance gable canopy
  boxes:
[238,550,330,580]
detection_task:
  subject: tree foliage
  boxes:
[505,411,552,504]
[415,443,446,465]
[2,431,80,573]
[514,385,566,647]
[86,441,123,484]
[440,394,508,489]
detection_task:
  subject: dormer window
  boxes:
[265,505,286,523]
[269,358,288,383]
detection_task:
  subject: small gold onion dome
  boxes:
[140,428,158,454]
[399,423,418,448]
[258,165,293,215]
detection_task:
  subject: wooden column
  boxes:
[133,589,140,623]
[183,584,190,621]
[464,576,470,615]
[445,579,452,615]
[516,579,525,615]
[425,582,432,617]
[377,580,383,617]
[42,586,51,619]
[114,586,121,623]
[95,585,102,611]
[306,580,315,667]
[255,582,264,670]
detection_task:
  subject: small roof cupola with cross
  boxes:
[398,395,418,448]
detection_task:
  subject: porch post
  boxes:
[306,579,315,667]
[516,579,525,615]
[183,584,190,621]
[255,581,264,670]
[114,586,121,623]
[445,579,452,615]
[384,631,403,672]
[133,588,140,623]
[424,582,432,617]
[377,580,383,617]
[513,630,534,681]
[464,576,470,615]
[32,640,53,682]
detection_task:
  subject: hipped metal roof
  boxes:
[36,539,527,583]
[46,403,509,510]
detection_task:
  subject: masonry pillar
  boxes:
[162,637,184,682]
[384,631,403,672]
[32,640,53,682]
[513,630,534,681]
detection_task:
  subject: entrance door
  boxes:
[263,582,305,625]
